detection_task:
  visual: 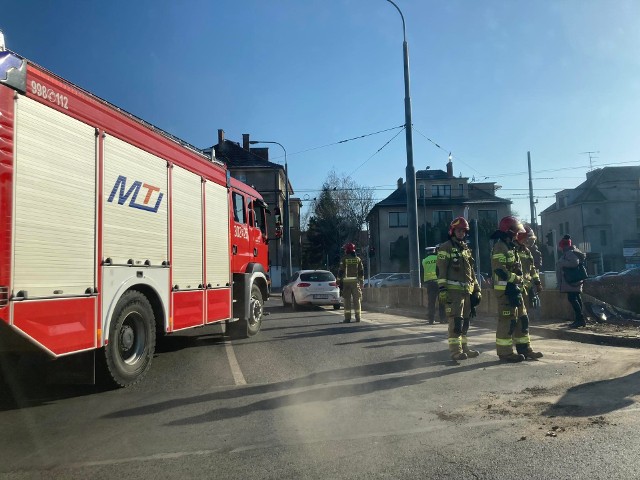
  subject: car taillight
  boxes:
[329,282,337,287]
[298,283,311,287]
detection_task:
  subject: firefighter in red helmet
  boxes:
[338,242,364,323]
[491,216,543,362]
[437,217,481,361]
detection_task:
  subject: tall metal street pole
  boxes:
[250,140,292,279]
[528,151,537,228]
[386,0,420,287]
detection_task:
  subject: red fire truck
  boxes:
[0,41,270,386]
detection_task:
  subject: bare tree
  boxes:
[302,170,375,271]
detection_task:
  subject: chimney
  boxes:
[242,134,250,151]
[217,129,225,145]
[447,158,453,178]
[397,177,403,190]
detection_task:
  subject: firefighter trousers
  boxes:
[444,289,472,355]
[342,281,362,321]
[495,291,534,357]
[426,280,446,322]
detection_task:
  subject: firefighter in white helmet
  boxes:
[515,225,543,314]
[437,217,481,361]
[338,242,364,323]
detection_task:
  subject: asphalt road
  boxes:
[1,298,640,479]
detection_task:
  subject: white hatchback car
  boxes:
[282,270,341,310]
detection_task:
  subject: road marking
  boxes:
[224,341,247,386]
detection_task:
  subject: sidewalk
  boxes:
[362,302,640,349]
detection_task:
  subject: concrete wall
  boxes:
[363,287,577,321]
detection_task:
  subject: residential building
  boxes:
[367,159,512,274]
[539,166,640,272]
[204,130,300,288]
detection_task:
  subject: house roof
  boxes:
[540,166,639,214]
[205,140,285,170]
[375,180,511,208]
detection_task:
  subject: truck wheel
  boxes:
[229,284,263,339]
[104,290,155,387]
[247,284,263,336]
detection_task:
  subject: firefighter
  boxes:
[437,217,481,361]
[515,225,543,313]
[338,242,364,323]
[491,216,543,362]
[422,246,446,324]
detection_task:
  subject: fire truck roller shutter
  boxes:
[103,135,168,267]
[171,165,203,290]
[14,96,96,297]
[205,180,230,288]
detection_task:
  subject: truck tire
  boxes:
[103,290,155,387]
[229,284,263,339]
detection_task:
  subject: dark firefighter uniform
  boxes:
[491,218,543,361]
[339,246,364,322]
[516,242,542,311]
[437,235,480,359]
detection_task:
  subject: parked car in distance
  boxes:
[282,270,341,310]
[377,273,411,288]
[363,273,394,288]
[587,271,618,282]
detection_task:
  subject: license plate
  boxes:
[313,294,328,299]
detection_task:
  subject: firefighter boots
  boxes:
[463,347,480,358]
[451,352,468,361]
[499,353,526,363]
[525,350,544,359]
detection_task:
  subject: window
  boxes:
[433,210,453,225]
[458,184,464,196]
[389,212,408,227]
[559,223,564,235]
[232,192,246,223]
[478,210,498,224]
[300,271,335,282]
[419,184,425,198]
[600,230,607,246]
[432,185,451,197]
[251,201,267,233]
[565,222,569,235]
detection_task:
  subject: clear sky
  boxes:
[3,0,639,223]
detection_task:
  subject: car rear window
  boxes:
[300,272,335,282]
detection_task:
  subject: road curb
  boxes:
[363,303,640,349]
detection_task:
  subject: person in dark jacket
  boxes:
[556,235,587,328]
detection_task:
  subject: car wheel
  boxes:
[333,304,341,310]
[292,294,299,311]
[281,292,287,306]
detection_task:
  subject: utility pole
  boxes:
[527,151,536,228]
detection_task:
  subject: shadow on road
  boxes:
[544,370,640,417]
[103,353,497,423]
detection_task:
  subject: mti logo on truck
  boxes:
[108,175,164,213]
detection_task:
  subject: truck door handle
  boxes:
[232,245,238,255]
[254,248,258,257]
